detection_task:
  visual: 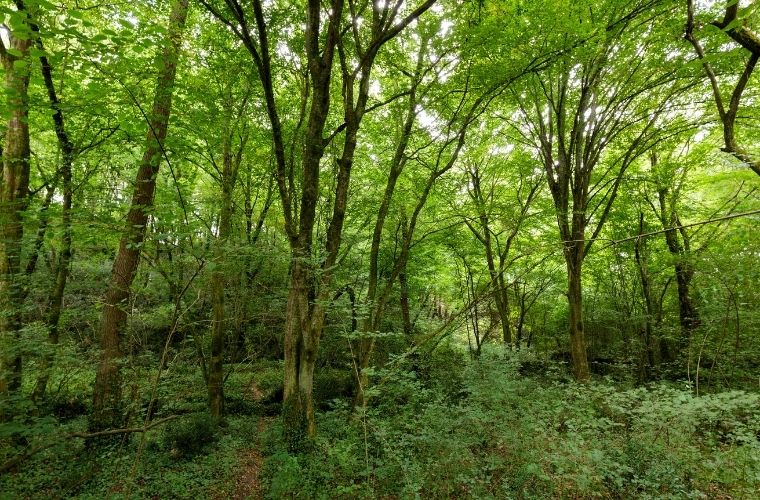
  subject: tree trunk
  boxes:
[282,258,317,448]
[353,120,470,403]
[32,183,71,401]
[634,213,655,380]
[484,232,511,346]
[29,13,76,400]
[399,269,412,335]
[0,29,32,400]
[514,282,528,350]
[281,69,337,454]
[494,273,511,345]
[566,250,590,381]
[673,262,699,342]
[207,208,230,420]
[353,79,418,404]
[658,189,700,352]
[467,263,482,356]
[208,129,242,420]
[90,0,189,432]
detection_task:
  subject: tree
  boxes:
[18,0,77,400]
[207,83,250,421]
[461,153,541,347]
[90,0,190,431]
[0,2,32,401]
[650,153,701,353]
[200,0,437,449]
[685,0,760,176]
[353,46,490,404]
[513,0,687,380]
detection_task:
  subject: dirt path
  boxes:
[228,380,272,500]
[229,423,267,500]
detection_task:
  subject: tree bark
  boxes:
[0,22,32,400]
[282,258,318,445]
[657,188,700,353]
[90,0,189,432]
[566,245,590,381]
[29,19,76,400]
[399,268,412,335]
[208,119,245,421]
[207,203,230,420]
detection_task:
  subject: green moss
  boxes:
[282,390,313,454]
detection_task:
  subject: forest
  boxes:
[0,0,759,497]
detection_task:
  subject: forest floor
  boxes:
[226,420,267,500]
[225,381,270,500]
[2,353,759,498]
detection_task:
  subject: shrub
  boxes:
[162,413,218,458]
[314,368,354,408]
[260,349,760,499]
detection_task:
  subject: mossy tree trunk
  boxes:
[0,17,32,402]
[200,0,437,450]
[208,105,247,421]
[565,247,590,381]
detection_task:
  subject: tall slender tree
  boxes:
[15,0,77,400]
[207,86,249,421]
[90,0,190,431]
[200,0,437,448]
[514,0,687,380]
[462,158,541,347]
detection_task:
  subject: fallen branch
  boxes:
[1,415,180,474]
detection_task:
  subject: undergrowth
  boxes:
[2,346,759,498]
[262,345,760,499]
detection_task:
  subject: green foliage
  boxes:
[314,368,355,408]
[1,373,258,498]
[162,413,219,458]
[413,342,468,402]
[2,0,759,497]
[262,349,760,498]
